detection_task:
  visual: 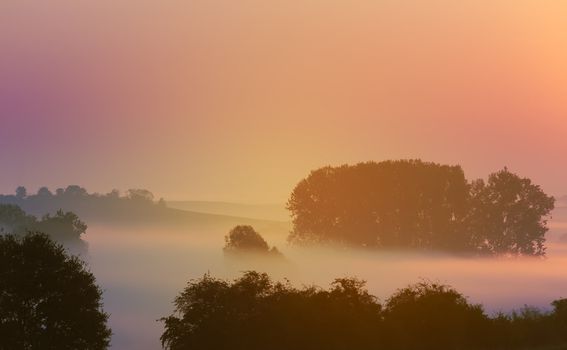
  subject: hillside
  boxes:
[167,200,289,222]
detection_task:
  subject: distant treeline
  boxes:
[0,204,86,242]
[288,160,555,256]
[161,271,567,350]
[0,186,167,222]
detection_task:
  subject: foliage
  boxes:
[36,210,88,241]
[0,233,111,349]
[465,168,555,256]
[0,185,167,224]
[162,271,567,350]
[0,204,34,233]
[223,225,281,256]
[288,160,469,249]
[161,272,382,350]
[0,204,87,242]
[382,281,489,349]
[288,160,554,255]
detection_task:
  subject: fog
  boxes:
[82,218,567,350]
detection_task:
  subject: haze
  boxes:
[82,208,567,349]
[2,0,567,202]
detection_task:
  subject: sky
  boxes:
[1,0,567,203]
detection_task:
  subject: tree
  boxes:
[551,298,567,342]
[35,209,88,241]
[1,204,87,244]
[0,233,110,349]
[287,160,470,250]
[161,271,382,350]
[0,204,35,233]
[64,185,89,197]
[223,225,281,256]
[382,281,489,350]
[466,168,554,256]
[37,186,53,197]
[15,186,27,200]
[287,161,554,256]
[126,189,155,202]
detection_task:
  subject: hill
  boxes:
[167,200,289,222]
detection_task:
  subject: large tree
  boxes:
[287,160,554,255]
[0,233,111,349]
[465,168,554,256]
[287,160,470,250]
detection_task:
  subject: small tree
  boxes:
[224,225,281,256]
[126,189,155,202]
[15,186,27,199]
[36,209,88,241]
[0,233,111,349]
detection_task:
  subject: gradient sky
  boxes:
[1,0,567,202]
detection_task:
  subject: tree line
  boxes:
[161,271,567,350]
[287,160,555,256]
[0,186,167,223]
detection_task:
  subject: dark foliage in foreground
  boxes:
[288,160,554,256]
[161,272,567,350]
[0,233,111,350]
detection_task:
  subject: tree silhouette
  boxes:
[288,160,469,249]
[0,233,110,349]
[162,271,567,350]
[466,168,554,256]
[288,160,554,255]
[224,225,281,256]
[15,186,27,200]
[37,186,53,197]
[161,271,382,350]
[383,281,489,349]
[35,209,88,241]
[0,204,34,233]
[0,204,87,243]
[126,189,155,202]
[0,185,173,224]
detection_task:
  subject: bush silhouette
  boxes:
[0,233,110,349]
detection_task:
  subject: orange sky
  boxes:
[1,1,567,202]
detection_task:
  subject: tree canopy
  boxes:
[382,281,489,349]
[160,271,381,350]
[0,233,111,349]
[287,160,554,255]
[0,204,87,242]
[465,168,555,256]
[161,271,567,350]
[223,225,281,256]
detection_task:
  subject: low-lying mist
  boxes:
[82,221,567,350]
